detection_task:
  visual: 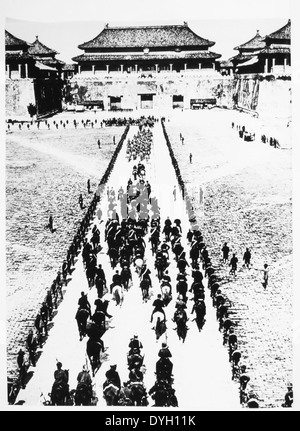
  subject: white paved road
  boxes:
[14,122,240,410]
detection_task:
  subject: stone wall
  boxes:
[70,73,291,117]
[7,73,292,120]
[69,73,230,110]
[232,75,292,118]
[256,78,292,118]
[6,79,36,118]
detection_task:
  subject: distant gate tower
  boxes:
[71,22,222,110]
[73,22,221,75]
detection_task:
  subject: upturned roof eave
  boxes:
[78,24,216,50]
[5,30,29,48]
[265,19,291,40]
[28,39,58,56]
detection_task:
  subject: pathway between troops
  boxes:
[15,122,240,410]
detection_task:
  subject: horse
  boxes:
[95,276,106,298]
[140,279,151,302]
[107,247,119,269]
[134,257,144,276]
[121,266,132,290]
[175,313,188,342]
[154,314,166,341]
[50,370,70,406]
[155,255,168,280]
[85,256,97,287]
[50,383,69,406]
[117,385,134,406]
[127,352,144,370]
[150,384,177,407]
[74,382,93,406]
[112,284,124,306]
[172,242,184,262]
[193,305,206,332]
[86,338,104,376]
[128,382,148,406]
[150,233,160,255]
[190,245,200,268]
[86,320,106,341]
[161,283,172,306]
[103,382,120,406]
[91,310,106,330]
[156,357,173,383]
[75,308,90,341]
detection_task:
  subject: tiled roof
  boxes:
[265,19,291,40]
[259,46,291,55]
[62,64,76,71]
[234,30,265,51]
[5,52,33,60]
[78,24,215,49]
[31,57,65,66]
[5,30,28,48]
[28,36,58,55]
[72,51,221,62]
[229,53,253,63]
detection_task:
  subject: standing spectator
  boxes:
[34,312,42,339]
[55,271,63,299]
[40,302,49,336]
[62,260,68,284]
[253,263,269,289]
[173,185,176,201]
[79,194,84,209]
[189,153,192,163]
[243,248,251,268]
[26,330,38,367]
[221,242,230,263]
[239,365,250,390]
[48,215,54,233]
[229,253,238,276]
[87,179,91,194]
[282,383,293,407]
[17,349,27,389]
[262,264,269,289]
[98,139,101,149]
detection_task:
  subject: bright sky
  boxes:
[1,0,298,63]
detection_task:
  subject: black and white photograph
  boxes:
[1,0,299,414]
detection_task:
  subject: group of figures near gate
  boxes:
[103,115,158,128]
[6,114,159,133]
[232,121,280,148]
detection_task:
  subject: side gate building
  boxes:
[5,30,64,118]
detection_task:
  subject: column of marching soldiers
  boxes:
[13,120,256,408]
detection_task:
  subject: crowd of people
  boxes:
[11,115,292,409]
